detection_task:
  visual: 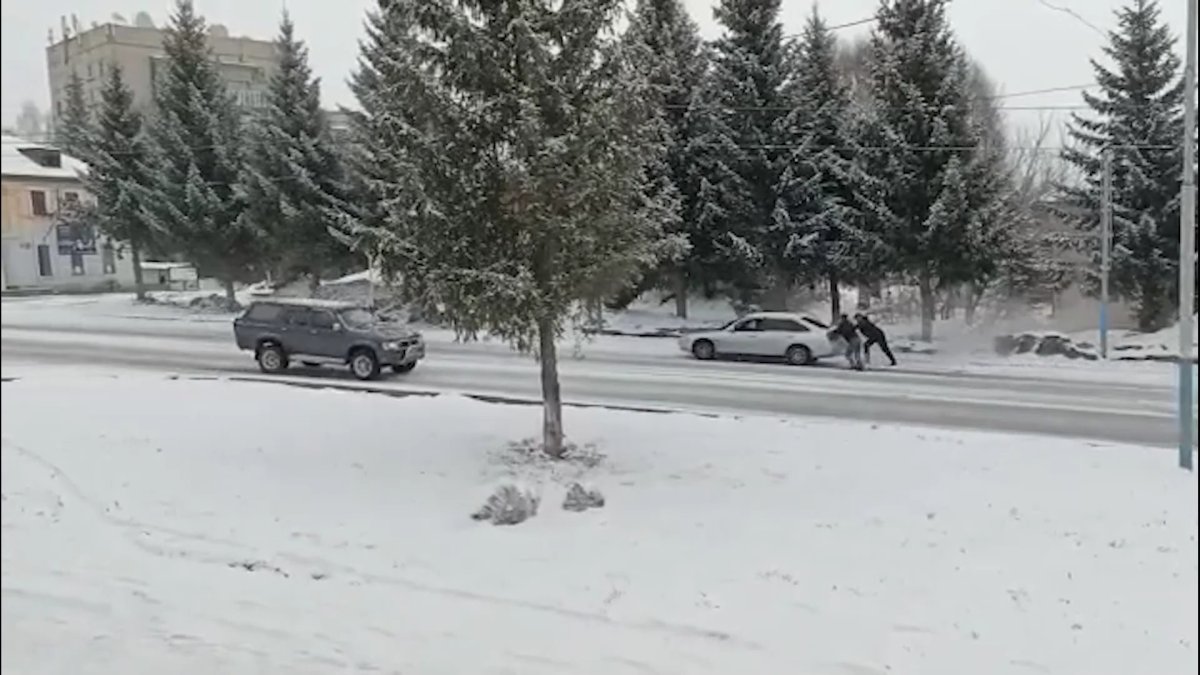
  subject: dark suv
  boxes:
[233,298,425,380]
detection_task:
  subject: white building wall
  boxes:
[1,178,136,292]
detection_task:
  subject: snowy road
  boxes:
[1,313,1182,446]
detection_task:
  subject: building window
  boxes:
[36,245,53,277]
[102,243,117,274]
[71,250,85,276]
[30,190,48,216]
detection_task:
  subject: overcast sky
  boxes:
[1,0,1193,139]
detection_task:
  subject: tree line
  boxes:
[57,0,1194,455]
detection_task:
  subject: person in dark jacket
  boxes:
[855,313,897,366]
[830,314,864,370]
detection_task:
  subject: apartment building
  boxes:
[45,13,278,126]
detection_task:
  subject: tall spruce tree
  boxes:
[81,65,153,299]
[692,0,789,306]
[957,64,1024,321]
[332,2,413,286]
[339,0,672,457]
[774,8,879,322]
[241,13,349,294]
[139,0,258,307]
[1061,0,1187,331]
[625,0,708,318]
[57,72,92,157]
[864,0,986,339]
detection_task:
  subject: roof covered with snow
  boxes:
[140,261,196,271]
[1,134,89,181]
[249,297,364,310]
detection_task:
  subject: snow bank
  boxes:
[1,373,1195,674]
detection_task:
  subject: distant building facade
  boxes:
[45,13,278,128]
[1,135,135,292]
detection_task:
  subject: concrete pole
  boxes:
[1101,147,1113,360]
[1178,0,1196,470]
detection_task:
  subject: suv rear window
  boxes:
[244,303,284,322]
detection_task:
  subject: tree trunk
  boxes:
[222,278,237,312]
[308,272,321,298]
[674,270,688,319]
[130,241,146,301]
[856,283,871,310]
[828,270,841,324]
[762,278,790,312]
[918,271,935,342]
[964,282,978,325]
[537,317,565,459]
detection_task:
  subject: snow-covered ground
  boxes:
[1,372,1195,674]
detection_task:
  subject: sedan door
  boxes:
[760,317,813,357]
[718,317,768,356]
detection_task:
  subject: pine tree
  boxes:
[774,8,880,322]
[340,0,673,457]
[957,64,1027,322]
[138,0,258,308]
[57,72,92,158]
[1061,0,1187,331]
[625,0,708,318]
[331,2,414,286]
[240,13,350,295]
[693,0,790,306]
[80,65,153,299]
[864,0,986,339]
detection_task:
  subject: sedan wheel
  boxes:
[692,339,716,361]
[785,344,813,366]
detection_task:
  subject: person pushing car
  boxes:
[830,314,864,371]
[855,313,897,366]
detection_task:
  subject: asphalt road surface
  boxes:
[0,313,1183,447]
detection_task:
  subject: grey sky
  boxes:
[1,0,1193,139]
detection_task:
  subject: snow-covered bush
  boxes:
[470,484,540,526]
[562,483,605,512]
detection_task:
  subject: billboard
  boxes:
[56,222,97,255]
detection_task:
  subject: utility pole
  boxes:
[1178,0,1196,470]
[1101,147,1113,360]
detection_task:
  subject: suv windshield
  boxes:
[339,308,377,329]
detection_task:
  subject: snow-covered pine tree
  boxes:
[1061,0,1187,331]
[624,0,708,318]
[692,0,790,306]
[57,71,92,158]
[138,0,258,308]
[774,8,880,322]
[240,13,350,295]
[865,0,986,339]
[80,64,153,300]
[953,63,1021,321]
[338,0,672,457]
[330,1,416,287]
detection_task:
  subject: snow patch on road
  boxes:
[1,373,1195,674]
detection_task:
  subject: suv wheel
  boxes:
[257,343,289,373]
[349,349,381,380]
[392,362,417,375]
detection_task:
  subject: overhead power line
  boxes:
[827,17,877,31]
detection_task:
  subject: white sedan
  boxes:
[678,312,838,366]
